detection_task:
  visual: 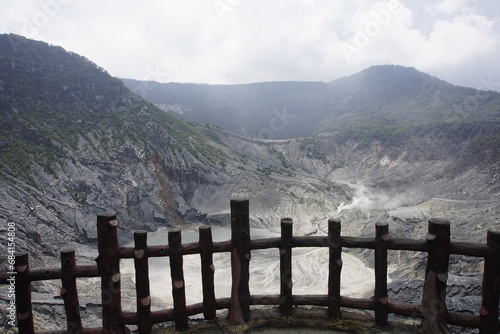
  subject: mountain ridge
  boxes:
[123,64,500,140]
[0,34,498,330]
[0,34,247,253]
[0,33,497,270]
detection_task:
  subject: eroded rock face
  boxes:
[1,36,498,333]
[386,273,483,334]
[1,129,497,269]
[1,129,497,334]
[0,83,497,333]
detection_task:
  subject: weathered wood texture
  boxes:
[2,201,498,334]
[133,231,152,334]
[374,222,389,325]
[60,249,82,333]
[96,211,127,334]
[199,226,217,320]
[480,229,500,334]
[15,252,35,334]
[168,229,188,331]
[279,218,293,316]
[327,218,342,319]
[421,219,450,334]
[228,199,251,324]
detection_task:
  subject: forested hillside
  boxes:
[0,35,498,331]
[123,65,500,174]
[0,34,231,186]
[123,79,332,139]
[123,65,500,145]
[0,34,243,260]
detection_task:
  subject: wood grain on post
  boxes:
[96,212,127,334]
[60,249,82,333]
[134,231,152,334]
[199,226,217,320]
[279,218,293,316]
[168,229,188,331]
[6,199,497,333]
[328,218,342,318]
[421,219,450,334]
[228,199,251,323]
[15,252,35,334]
[479,229,500,334]
[375,222,389,325]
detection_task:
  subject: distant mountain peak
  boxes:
[123,63,500,139]
[330,64,447,90]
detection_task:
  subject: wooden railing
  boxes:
[1,199,499,333]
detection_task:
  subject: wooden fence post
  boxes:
[228,199,251,324]
[279,218,293,316]
[199,226,217,320]
[375,222,389,324]
[421,219,450,334]
[169,229,189,331]
[479,229,500,334]
[60,249,82,333]
[96,212,127,334]
[134,231,152,334]
[15,252,34,334]
[328,218,342,318]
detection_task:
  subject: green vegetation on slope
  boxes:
[336,119,500,146]
[123,79,332,139]
[0,34,230,183]
[124,65,500,146]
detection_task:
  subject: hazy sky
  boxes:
[1,0,499,90]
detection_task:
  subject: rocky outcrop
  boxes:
[0,34,498,333]
[1,128,498,267]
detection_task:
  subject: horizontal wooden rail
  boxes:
[0,266,98,284]
[448,312,481,329]
[1,199,498,334]
[120,299,233,325]
[387,302,422,318]
[387,238,428,252]
[250,237,281,250]
[449,241,489,257]
[37,328,102,334]
[113,236,491,259]
[115,294,483,330]
[118,240,233,258]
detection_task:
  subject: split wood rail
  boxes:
[1,199,499,334]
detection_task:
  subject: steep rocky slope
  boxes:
[0,34,498,331]
[1,33,498,266]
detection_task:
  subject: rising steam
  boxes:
[336,182,403,213]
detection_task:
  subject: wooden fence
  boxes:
[1,199,499,334]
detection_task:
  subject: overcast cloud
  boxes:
[1,0,499,90]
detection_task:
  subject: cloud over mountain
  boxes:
[0,0,499,89]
